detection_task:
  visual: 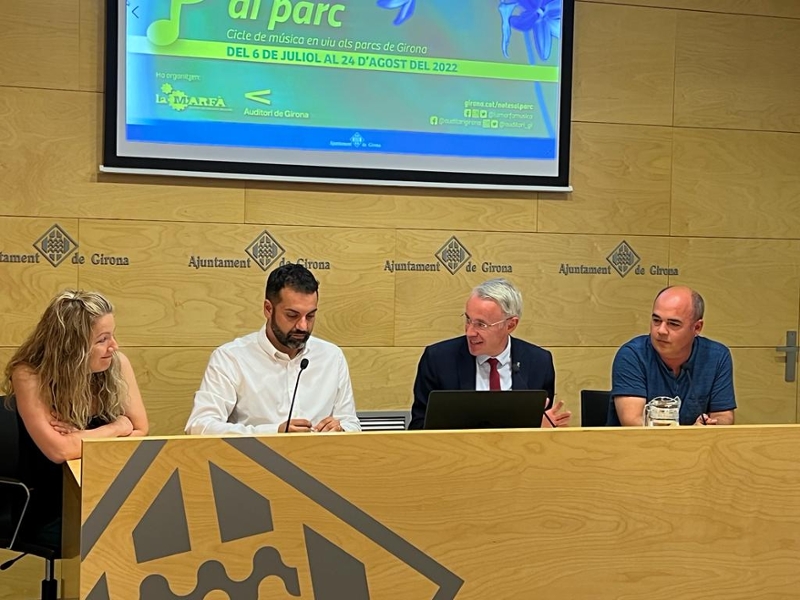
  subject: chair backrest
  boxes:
[0,398,21,479]
[0,398,25,547]
[357,410,410,431]
[580,390,611,427]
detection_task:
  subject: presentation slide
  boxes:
[111,0,572,188]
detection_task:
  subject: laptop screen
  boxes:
[422,390,548,430]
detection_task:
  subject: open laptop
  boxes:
[422,390,548,430]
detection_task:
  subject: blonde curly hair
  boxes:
[4,290,126,428]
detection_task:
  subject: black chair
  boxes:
[580,390,612,427]
[0,400,60,600]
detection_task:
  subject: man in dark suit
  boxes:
[408,278,571,430]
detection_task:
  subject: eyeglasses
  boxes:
[463,313,510,331]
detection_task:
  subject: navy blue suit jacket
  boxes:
[409,336,556,430]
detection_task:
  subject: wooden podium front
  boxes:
[63,426,800,599]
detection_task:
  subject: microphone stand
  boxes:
[284,358,309,433]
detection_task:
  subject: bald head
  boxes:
[654,286,704,322]
[650,286,705,369]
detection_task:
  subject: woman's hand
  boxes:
[50,414,133,437]
[50,418,79,435]
[114,415,134,437]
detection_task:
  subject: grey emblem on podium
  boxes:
[85,573,110,600]
[210,461,275,541]
[227,437,464,599]
[79,438,464,600]
[305,525,370,600]
[138,546,301,599]
[133,469,191,563]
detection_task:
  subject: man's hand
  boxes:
[694,413,719,426]
[314,416,344,432]
[614,396,646,426]
[543,400,572,428]
[278,418,313,433]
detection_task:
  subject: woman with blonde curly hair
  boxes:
[4,289,148,545]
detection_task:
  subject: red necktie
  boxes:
[488,358,501,391]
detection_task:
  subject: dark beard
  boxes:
[270,318,310,350]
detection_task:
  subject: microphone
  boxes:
[284,358,309,433]
[512,362,521,373]
[681,364,692,389]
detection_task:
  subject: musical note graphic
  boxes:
[146,0,204,46]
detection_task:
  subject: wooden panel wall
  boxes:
[1,1,799,594]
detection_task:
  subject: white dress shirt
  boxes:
[185,325,361,435]
[474,338,513,390]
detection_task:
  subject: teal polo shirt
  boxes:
[607,335,736,426]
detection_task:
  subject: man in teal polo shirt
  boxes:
[608,286,736,426]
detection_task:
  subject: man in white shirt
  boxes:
[185,264,361,435]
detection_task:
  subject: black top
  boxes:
[16,411,108,541]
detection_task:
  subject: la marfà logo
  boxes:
[33,224,78,267]
[436,236,472,275]
[606,240,640,278]
[156,83,228,112]
[246,230,286,271]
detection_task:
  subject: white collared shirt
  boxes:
[185,325,361,434]
[474,338,513,390]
